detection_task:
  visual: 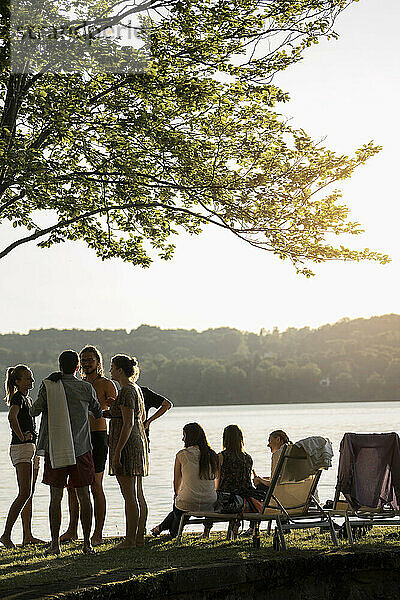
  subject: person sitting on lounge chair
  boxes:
[241,430,290,537]
[253,429,290,490]
[151,423,218,539]
[202,425,254,538]
[216,425,253,495]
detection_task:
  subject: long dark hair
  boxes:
[223,424,245,458]
[183,422,219,480]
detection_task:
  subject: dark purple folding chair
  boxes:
[331,432,400,543]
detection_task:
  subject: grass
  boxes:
[1,527,400,598]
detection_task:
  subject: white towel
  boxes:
[44,380,76,468]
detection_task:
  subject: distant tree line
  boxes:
[0,314,399,409]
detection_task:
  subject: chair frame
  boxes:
[329,474,400,545]
[242,444,338,549]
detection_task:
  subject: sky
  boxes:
[0,0,399,335]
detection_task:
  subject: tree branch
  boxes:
[0,200,232,260]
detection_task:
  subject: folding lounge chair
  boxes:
[177,443,338,549]
[329,432,400,544]
[243,443,338,550]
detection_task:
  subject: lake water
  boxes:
[0,401,399,542]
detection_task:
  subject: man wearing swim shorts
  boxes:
[60,346,117,546]
[31,350,102,555]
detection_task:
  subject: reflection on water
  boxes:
[0,401,398,542]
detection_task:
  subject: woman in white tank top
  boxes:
[151,423,218,538]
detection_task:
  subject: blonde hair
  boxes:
[5,365,30,405]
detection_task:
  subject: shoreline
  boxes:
[1,398,400,414]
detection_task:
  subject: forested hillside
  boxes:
[1,314,399,408]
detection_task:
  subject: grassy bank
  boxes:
[1,528,400,599]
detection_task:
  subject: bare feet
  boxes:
[151,526,160,537]
[114,540,136,549]
[45,544,61,556]
[91,536,103,547]
[0,535,15,549]
[60,530,78,543]
[22,537,46,546]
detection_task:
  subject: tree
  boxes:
[0,0,389,275]
[384,359,400,399]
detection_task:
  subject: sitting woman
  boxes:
[253,429,290,489]
[201,424,254,538]
[216,424,253,495]
[152,422,218,538]
[240,429,290,537]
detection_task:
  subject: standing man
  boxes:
[141,386,173,447]
[138,386,173,541]
[30,350,102,555]
[60,346,117,546]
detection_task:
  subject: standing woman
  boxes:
[108,355,148,549]
[0,365,43,548]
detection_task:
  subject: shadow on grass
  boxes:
[0,533,279,594]
[1,529,400,597]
